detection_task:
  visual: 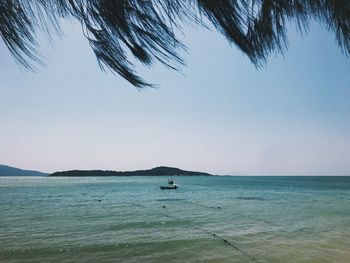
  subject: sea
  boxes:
[0,176,349,263]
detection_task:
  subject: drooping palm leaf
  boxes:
[1,0,350,87]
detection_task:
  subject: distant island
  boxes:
[50,166,212,177]
[0,164,48,176]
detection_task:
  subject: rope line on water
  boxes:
[122,200,340,261]
[106,199,347,260]
[129,202,258,262]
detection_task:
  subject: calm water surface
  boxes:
[1,176,350,262]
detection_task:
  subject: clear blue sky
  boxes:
[1,21,349,175]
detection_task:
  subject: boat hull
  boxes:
[160,185,178,190]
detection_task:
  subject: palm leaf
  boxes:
[1,0,350,87]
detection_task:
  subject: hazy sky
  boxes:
[1,20,350,175]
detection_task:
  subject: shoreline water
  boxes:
[1,176,349,263]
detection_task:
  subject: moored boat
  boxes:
[160,178,178,190]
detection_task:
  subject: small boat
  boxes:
[160,178,178,190]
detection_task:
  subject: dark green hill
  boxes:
[50,166,211,177]
[0,164,47,176]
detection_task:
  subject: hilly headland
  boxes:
[50,166,212,177]
[0,164,48,176]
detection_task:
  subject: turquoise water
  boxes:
[1,176,350,262]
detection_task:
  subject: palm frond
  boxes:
[1,0,350,87]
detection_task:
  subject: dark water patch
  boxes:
[152,199,222,210]
[156,198,184,202]
[182,200,222,210]
[236,197,265,201]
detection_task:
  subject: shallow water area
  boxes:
[1,176,350,262]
